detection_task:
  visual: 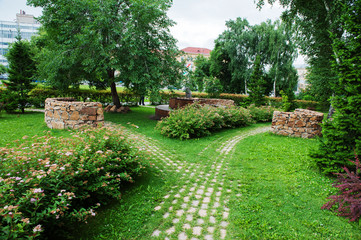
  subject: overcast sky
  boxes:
[0,0,304,65]
[167,0,284,50]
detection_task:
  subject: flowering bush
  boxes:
[156,104,253,140]
[0,126,148,239]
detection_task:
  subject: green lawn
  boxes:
[1,107,360,239]
[0,112,71,147]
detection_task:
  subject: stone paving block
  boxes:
[166,226,175,235]
[193,226,202,236]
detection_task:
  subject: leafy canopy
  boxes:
[28,0,183,107]
[210,18,297,96]
[257,0,344,103]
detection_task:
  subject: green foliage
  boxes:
[0,65,6,75]
[156,104,253,140]
[211,18,297,95]
[192,55,211,92]
[247,104,278,122]
[3,35,36,113]
[0,126,147,239]
[29,0,183,107]
[204,77,223,98]
[209,40,234,93]
[0,90,19,113]
[257,0,343,104]
[312,0,361,174]
[280,89,296,112]
[28,86,139,107]
[247,56,267,106]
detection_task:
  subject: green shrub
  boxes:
[247,104,278,122]
[280,90,296,112]
[0,90,19,113]
[0,126,148,239]
[156,104,253,140]
[28,87,139,106]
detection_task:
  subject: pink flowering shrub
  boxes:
[0,126,148,239]
[156,104,253,140]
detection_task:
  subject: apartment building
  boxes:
[0,11,40,78]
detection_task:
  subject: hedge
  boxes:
[0,86,326,111]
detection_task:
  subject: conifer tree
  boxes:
[312,0,361,174]
[248,56,267,106]
[4,34,36,113]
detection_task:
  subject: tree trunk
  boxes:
[108,69,121,108]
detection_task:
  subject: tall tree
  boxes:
[3,35,36,113]
[257,0,344,103]
[248,55,267,106]
[209,41,233,93]
[312,0,361,174]
[210,19,297,96]
[28,0,183,108]
[193,55,211,92]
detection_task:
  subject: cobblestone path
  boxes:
[107,123,270,239]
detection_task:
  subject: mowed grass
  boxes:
[1,107,360,239]
[226,133,361,239]
[0,112,71,147]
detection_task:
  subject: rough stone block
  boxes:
[80,107,97,116]
[70,111,80,121]
[51,121,65,129]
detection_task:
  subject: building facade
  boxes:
[178,47,211,72]
[296,67,309,93]
[0,11,40,78]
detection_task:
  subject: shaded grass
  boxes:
[71,168,179,240]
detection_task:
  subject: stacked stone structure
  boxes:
[169,97,235,109]
[45,98,104,129]
[271,109,324,138]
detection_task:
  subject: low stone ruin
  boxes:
[169,97,235,109]
[45,98,104,129]
[271,108,324,138]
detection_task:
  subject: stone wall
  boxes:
[45,98,104,129]
[169,97,235,109]
[271,109,324,138]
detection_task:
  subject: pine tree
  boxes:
[248,55,267,106]
[4,34,36,113]
[312,0,361,174]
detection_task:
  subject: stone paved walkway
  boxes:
[106,123,270,239]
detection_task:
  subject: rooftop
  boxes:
[181,47,211,55]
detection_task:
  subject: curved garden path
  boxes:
[107,123,270,239]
